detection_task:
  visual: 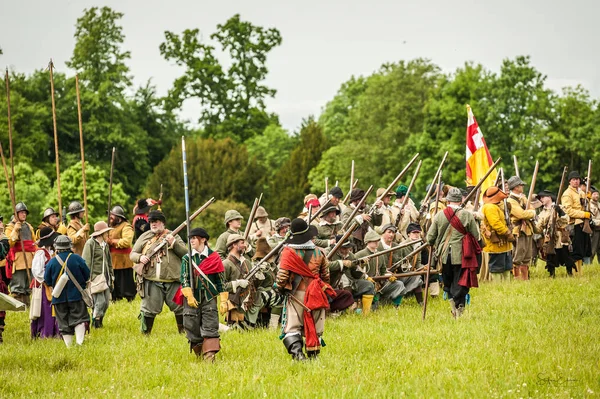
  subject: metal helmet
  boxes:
[67,201,84,216]
[42,207,59,221]
[53,235,72,250]
[110,205,127,221]
[15,202,29,215]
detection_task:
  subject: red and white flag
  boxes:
[466,104,497,192]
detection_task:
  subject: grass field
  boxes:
[1,263,599,398]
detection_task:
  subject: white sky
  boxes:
[2,0,599,132]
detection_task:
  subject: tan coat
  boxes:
[535,205,569,249]
[507,194,536,236]
[109,221,134,270]
[391,199,419,239]
[248,218,276,241]
[561,186,588,225]
[5,221,35,271]
[67,219,88,256]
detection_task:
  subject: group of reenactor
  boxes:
[0,162,596,362]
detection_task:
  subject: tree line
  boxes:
[1,6,598,234]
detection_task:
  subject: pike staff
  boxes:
[75,74,88,224]
[422,171,442,321]
[107,147,116,224]
[48,61,63,221]
[182,136,194,292]
[4,71,30,279]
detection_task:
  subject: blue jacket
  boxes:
[44,251,90,304]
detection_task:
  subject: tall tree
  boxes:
[266,119,328,218]
[160,14,282,142]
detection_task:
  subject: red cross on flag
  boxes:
[466,104,497,192]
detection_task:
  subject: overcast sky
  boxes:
[2,0,599,132]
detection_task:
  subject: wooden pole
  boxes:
[75,74,88,225]
[5,70,30,279]
[422,171,442,321]
[107,147,116,224]
[48,60,63,221]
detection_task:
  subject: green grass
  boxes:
[1,263,599,398]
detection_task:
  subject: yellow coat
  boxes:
[481,203,513,253]
[561,186,588,225]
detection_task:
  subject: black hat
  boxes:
[591,186,598,194]
[321,205,341,216]
[567,171,581,181]
[335,235,352,249]
[329,187,343,199]
[38,226,58,248]
[537,189,555,200]
[148,210,166,223]
[349,188,365,203]
[406,222,422,234]
[135,198,156,215]
[286,218,318,245]
[189,227,209,241]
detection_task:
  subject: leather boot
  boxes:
[283,335,306,361]
[175,314,185,334]
[414,291,424,306]
[191,342,203,357]
[143,316,155,335]
[449,298,457,318]
[361,295,374,315]
[202,338,220,363]
[307,350,320,359]
[512,266,521,280]
[519,265,529,280]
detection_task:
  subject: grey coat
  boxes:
[426,206,479,265]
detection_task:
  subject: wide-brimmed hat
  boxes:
[567,171,581,181]
[252,237,271,260]
[223,210,243,226]
[286,218,318,245]
[507,176,526,190]
[54,235,72,250]
[364,229,381,243]
[148,210,166,224]
[537,189,556,202]
[37,226,58,248]
[406,222,422,234]
[275,217,291,231]
[483,186,508,204]
[329,187,343,199]
[189,227,209,241]
[255,206,268,219]
[321,205,340,216]
[91,221,113,237]
[446,187,463,203]
[381,223,397,233]
[349,188,365,203]
[376,188,395,198]
[226,233,245,248]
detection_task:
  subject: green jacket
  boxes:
[82,238,114,282]
[354,247,386,277]
[329,252,362,286]
[180,248,224,301]
[316,222,342,249]
[130,230,187,282]
[222,254,251,293]
[426,206,479,265]
[214,228,241,259]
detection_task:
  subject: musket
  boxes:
[181,137,194,293]
[133,197,215,273]
[230,233,290,309]
[395,159,422,228]
[107,147,116,224]
[308,198,332,225]
[460,157,502,208]
[4,70,30,280]
[326,224,356,261]
[243,194,263,241]
[342,179,359,204]
[544,166,568,256]
[520,160,539,233]
[47,62,62,222]
[389,242,430,272]
[350,160,355,196]
[325,177,329,197]
[500,168,512,233]
[582,160,593,234]
[75,74,89,225]
[370,153,419,214]
[354,239,422,263]
[340,185,374,232]
[419,151,449,217]
[513,155,520,178]
[423,171,442,321]
[372,269,440,281]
